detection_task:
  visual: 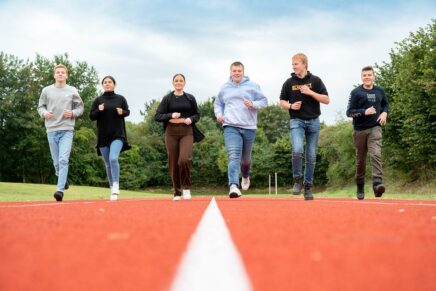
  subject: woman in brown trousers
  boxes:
[155,74,204,201]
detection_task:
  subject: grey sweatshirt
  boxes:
[37,84,84,132]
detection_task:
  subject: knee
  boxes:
[109,156,119,165]
[178,157,191,167]
[292,152,303,159]
[58,158,69,167]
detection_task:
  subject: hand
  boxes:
[290,101,302,110]
[98,103,104,111]
[63,109,73,118]
[184,118,192,125]
[365,106,376,115]
[244,99,254,109]
[44,111,54,120]
[116,108,123,115]
[216,115,224,124]
[377,112,387,125]
[300,85,314,96]
[172,112,181,119]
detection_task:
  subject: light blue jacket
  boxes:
[214,76,268,129]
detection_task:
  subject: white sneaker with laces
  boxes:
[182,189,192,200]
[241,177,250,191]
[173,196,181,201]
[229,184,242,198]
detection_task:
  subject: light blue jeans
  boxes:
[223,126,256,187]
[99,139,123,187]
[290,118,320,186]
[47,130,74,192]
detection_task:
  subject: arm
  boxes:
[377,88,389,125]
[37,88,49,118]
[187,95,200,123]
[300,78,329,104]
[71,90,84,118]
[89,98,100,121]
[346,91,365,118]
[154,96,172,122]
[214,91,225,123]
[117,96,130,117]
[250,85,268,109]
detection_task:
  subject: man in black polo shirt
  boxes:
[280,53,330,200]
[346,66,389,200]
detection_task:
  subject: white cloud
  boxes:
[0,1,434,124]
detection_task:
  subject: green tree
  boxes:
[376,20,436,181]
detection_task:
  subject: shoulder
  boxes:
[350,85,363,95]
[66,84,79,92]
[184,92,196,100]
[373,85,386,93]
[309,74,324,83]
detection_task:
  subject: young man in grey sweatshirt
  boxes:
[37,64,84,201]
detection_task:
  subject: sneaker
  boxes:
[64,181,69,190]
[54,191,64,202]
[112,182,120,194]
[110,193,118,201]
[356,180,365,200]
[229,184,242,199]
[182,189,192,200]
[304,184,314,200]
[373,178,385,198]
[173,196,181,201]
[241,177,250,191]
[292,178,303,195]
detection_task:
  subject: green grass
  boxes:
[0,182,434,202]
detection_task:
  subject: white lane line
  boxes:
[170,197,252,291]
[0,198,175,208]
[313,199,436,207]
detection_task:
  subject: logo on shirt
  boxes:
[367,94,376,102]
[292,83,312,91]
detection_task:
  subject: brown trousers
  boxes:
[165,124,193,195]
[352,126,383,181]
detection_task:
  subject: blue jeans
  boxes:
[223,126,256,186]
[290,118,320,185]
[47,130,74,192]
[99,139,123,187]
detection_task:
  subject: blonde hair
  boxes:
[53,64,68,74]
[292,53,308,69]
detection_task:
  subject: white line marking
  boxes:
[170,197,252,291]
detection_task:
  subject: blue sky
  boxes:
[0,0,435,124]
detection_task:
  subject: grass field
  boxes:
[0,182,434,202]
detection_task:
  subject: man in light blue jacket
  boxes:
[214,61,268,198]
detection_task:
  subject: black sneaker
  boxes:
[356,179,365,200]
[373,177,385,198]
[64,181,69,190]
[54,191,64,202]
[292,178,303,195]
[304,184,314,200]
[373,183,385,197]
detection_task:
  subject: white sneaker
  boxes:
[182,189,192,200]
[229,184,242,198]
[110,182,120,201]
[241,177,250,191]
[173,196,181,201]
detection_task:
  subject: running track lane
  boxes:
[217,197,436,291]
[0,198,210,291]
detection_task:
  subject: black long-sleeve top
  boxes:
[346,85,389,131]
[155,92,200,128]
[89,91,131,155]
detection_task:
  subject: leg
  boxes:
[353,129,369,182]
[303,118,320,186]
[165,131,181,196]
[57,131,73,192]
[290,119,305,179]
[99,146,113,187]
[240,129,256,178]
[108,139,123,184]
[47,131,60,177]
[368,126,385,196]
[178,134,194,189]
[224,126,243,187]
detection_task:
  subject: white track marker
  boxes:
[170,197,252,291]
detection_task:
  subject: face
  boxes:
[292,58,306,75]
[361,70,375,87]
[54,68,68,83]
[230,65,244,83]
[102,78,116,92]
[172,75,185,91]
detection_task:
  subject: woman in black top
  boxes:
[90,76,131,201]
[155,74,203,201]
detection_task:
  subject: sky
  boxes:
[0,0,434,124]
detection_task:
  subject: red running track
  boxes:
[0,197,435,291]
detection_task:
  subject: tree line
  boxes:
[0,20,434,189]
